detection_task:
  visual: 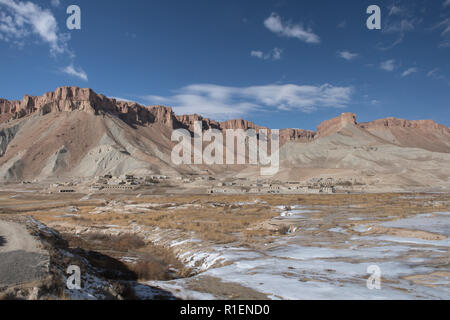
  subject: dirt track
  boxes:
[0,220,48,287]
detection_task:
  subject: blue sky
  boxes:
[0,0,449,130]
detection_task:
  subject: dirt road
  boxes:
[0,220,48,287]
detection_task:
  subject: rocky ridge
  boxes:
[2,86,448,146]
[0,87,449,184]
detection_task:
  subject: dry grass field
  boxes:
[1,190,449,299]
[19,193,449,237]
[1,192,449,245]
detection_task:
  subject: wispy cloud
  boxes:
[337,50,359,61]
[401,67,418,77]
[250,50,264,59]
[426,68,445,79]
[426,68,449,84]
[384,19,415,34]
[62,64,88,81]
[251,48,283,60]
[271,48,283,60]
[264,13,320,44]
[337,20,346,28]
[433,18,450,36]
[388,4,407,17]
[431,17,450,47]
[377,36,404,51]
[444,0,450,8]
[380,59,396,72]
[50,0,60,7]
[378,3,419,50]
[427,68,439,78]
[0,0,70,55]
[142,83,353,120]
[125,32,137,39]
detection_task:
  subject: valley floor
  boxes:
[0,188,448,300]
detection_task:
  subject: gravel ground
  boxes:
[0,220,49,287]
[0,251,48,286]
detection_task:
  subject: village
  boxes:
[207,177,338,195]
[44,173,366,195]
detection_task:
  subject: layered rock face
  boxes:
[1,87,106,119]
[278,129,316,143]
[0,86,449,184]
[0,87,319,143]
[358,117,450,153]
[0,87,181,127]
[312,112,450,152]
[0,86,448,146]
[0,99,19,123]
[358,117,450,134]
[317,113,357,138]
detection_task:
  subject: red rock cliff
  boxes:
[317,112,357,137]
[1,87,448,146]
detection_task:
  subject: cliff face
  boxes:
[358,117,450,134]
[0,87,180,127]
[174,115,316,144]
[358,117,450,153]
[0,87,318,143]
[0,86,449,183]
[314,112,450,137]
[0,99,19,123]
[0,87,448,147]
[316,113,357,138]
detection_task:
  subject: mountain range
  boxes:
[0,87,449,191]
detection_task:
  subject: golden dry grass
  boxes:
[3,192,449,244]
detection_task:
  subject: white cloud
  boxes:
[380,4,418,50]
[250,50,264,59]
[401,67,418,77]
[264,13,320,44]
[272,47,283,60]
[431,17,450,47]
[388,5,407,16]
[142,83,353,120]
[427,68,446,81]
[337,20,346,28]
[439,39,450,47]
[62,64,88,81]
[125,32,137,39]
[427,68,439,77]
[434,18,450,36]
[0,0,70,55]
[444,0,450,8]
[251,47,283,60]
[380,59,396,72]
[384,19,415,34]
[337,50,359,61]
[50,0,60,7]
